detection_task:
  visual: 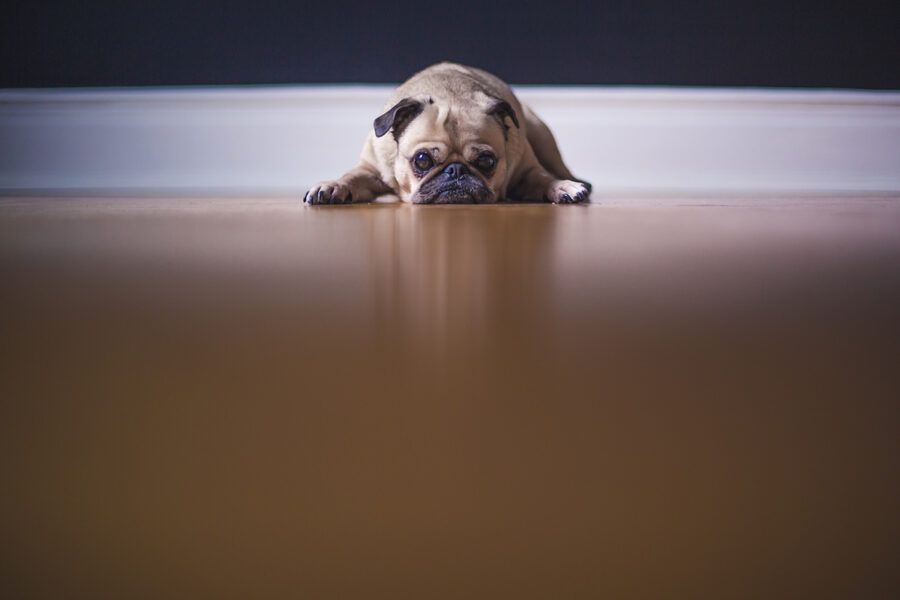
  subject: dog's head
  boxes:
[373,93,520,204]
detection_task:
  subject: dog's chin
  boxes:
[434,189,477,204]
[411,183,495,205]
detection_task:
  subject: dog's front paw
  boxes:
[303,181,353,205]
[547,180,590,204]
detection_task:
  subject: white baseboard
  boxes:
[1,86,899,196]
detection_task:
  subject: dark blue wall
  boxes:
[2,0,898,89]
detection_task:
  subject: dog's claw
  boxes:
[304,182,353,205]
[549,180,590,204]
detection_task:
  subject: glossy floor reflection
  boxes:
[1,197,898,598]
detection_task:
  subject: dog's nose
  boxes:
[442,162,469,180]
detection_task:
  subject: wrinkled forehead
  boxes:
[398,101,506,155]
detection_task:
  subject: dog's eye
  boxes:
[474,153,496,173]
[413,151,434,172]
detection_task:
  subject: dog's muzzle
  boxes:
[414,163,494,204]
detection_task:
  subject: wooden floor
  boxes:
[1,196,899,598]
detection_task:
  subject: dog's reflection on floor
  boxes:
[362,204,559,359]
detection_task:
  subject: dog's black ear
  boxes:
[374,98,425,138]
[488,99,520,132]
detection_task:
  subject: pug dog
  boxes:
[303,62,591,205]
